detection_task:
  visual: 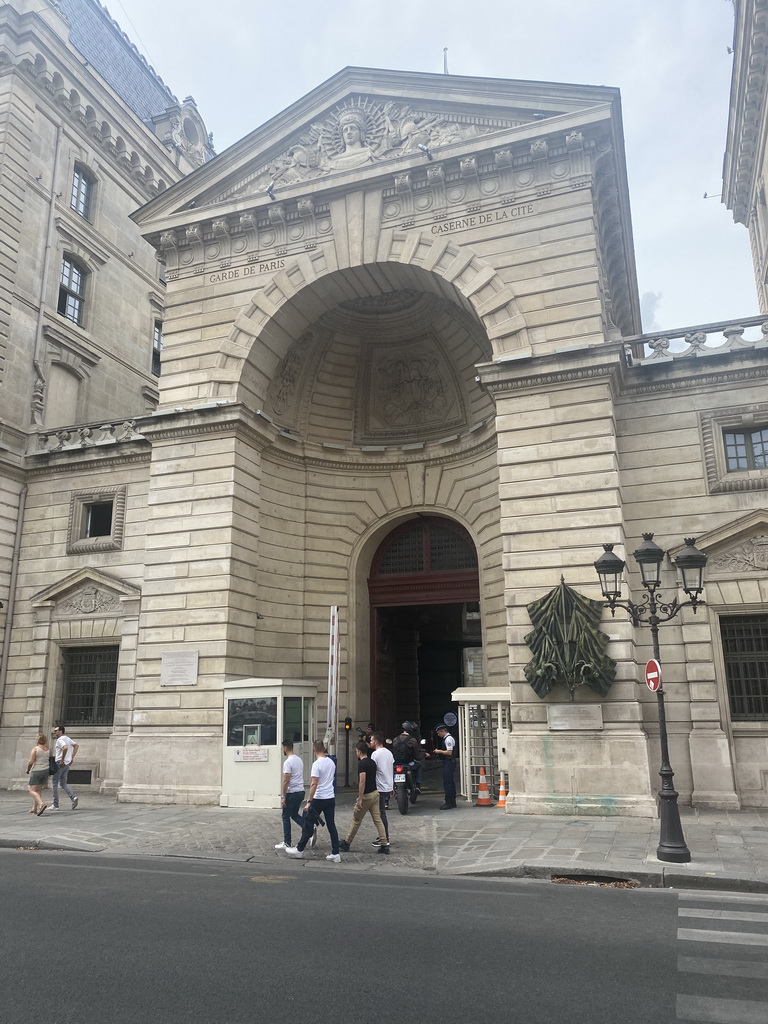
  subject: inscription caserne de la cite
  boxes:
[209,258,286,284]
[431,203,535,234]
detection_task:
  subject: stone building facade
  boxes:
[0,3,766,812]
[0,0,210,792]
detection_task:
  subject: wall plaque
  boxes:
[160,650,199,686]
[234,747,269,762]
[547,704,603,731]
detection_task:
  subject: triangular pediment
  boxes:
[32,567,141,614]
[671,510,768,576]
[133,66,621,227]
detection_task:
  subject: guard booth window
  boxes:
[721,615,768,720]
[62,646,119,725]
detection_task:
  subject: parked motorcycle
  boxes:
[393,760,418,815]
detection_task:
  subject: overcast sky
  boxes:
[111,0,757,333]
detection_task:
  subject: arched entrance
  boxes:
[368,516,481,741]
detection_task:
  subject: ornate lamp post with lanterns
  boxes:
[593,534,708,864]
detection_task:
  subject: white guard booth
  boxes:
[221,678,317,808]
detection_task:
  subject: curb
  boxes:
[0,837,107,853]
[448,859,768,893]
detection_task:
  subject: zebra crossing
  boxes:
[676,889,768,1023]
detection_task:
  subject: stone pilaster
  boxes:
[480,343,655,816]
[120,403,274,803]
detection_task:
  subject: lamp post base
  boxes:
[656,791,691,863]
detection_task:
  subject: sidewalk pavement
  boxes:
[1,786,768,892]
[2,786,768,891]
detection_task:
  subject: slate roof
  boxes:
[56,0,178,123]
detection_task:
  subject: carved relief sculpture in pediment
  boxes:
[708,534,768,575]
[218,97,527,202]
[55,584,123,618]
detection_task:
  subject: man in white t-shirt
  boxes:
[433,725,457,809]
[285,741,341,862]
[51,725,79,811]
[370,732,393,847]
[275,740,305,851]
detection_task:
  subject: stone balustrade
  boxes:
[34,419,145,454]
[627,314,768,363]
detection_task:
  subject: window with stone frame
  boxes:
[152,319,162,376]
[70,164,95,220]
[700,407,768,493]
[720,614,768,720]
[67,487,126,554]
[724,425,768,472]
[57,255,88,326]
[61,645,119,726]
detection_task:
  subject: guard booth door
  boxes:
[283,695,315,779]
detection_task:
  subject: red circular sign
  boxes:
[645,659,662,691]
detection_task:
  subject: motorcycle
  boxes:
[393,760,418,815]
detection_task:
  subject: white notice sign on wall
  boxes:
[234,747,269,762]
[160,650,199,686]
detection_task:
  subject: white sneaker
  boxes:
[71,796,78,809]
[49,806,61,812]
[326,853,341,863]
[285,846,303,858]
[274,842,288,850]
[308,825,318,848]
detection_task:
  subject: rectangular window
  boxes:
[62,646,119,726]
[724,426,768,472]
[152,320,162,377]
[67,487,126,554]
[227,697,278,746]
[721,615,768,720]
[85,501,113,537]
[70,165,94,220]
[57,256,86,326]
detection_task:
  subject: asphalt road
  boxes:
[2,850,767,1024]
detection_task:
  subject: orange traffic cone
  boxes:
[496,774,507,809]
[476,766,493,807]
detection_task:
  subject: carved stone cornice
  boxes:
[138,402,277,451]
[620,363,768,398]
[268,431,497,474]
[477,342,624,396]
[724,0,768,224]
[24,449,150,477]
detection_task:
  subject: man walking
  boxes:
[275,740,305,851]
[338,741,389,854]
[433,724,456,809]
[370,731,393,847]
[285,740,341,863]
[51,725,79,811]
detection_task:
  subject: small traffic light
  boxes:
[344,717,352,731]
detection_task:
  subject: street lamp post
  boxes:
[593,534,708,864]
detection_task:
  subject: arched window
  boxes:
[57,255,87,326]
[70,164,95,220]
[369,517,479,606]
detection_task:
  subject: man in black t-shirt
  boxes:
[338,741,389,854]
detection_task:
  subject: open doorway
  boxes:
[368,517,481,743]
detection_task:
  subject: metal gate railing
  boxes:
[456,696,509,803]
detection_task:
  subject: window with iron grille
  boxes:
[62,646,119,726]
[70,165,95,220]
[723,426,768,472]
[376,519,477,575]
[57,256,87,326]
[152,320,162,376]
[720,615,768,720]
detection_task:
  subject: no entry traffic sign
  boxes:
[645,659,662,691]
